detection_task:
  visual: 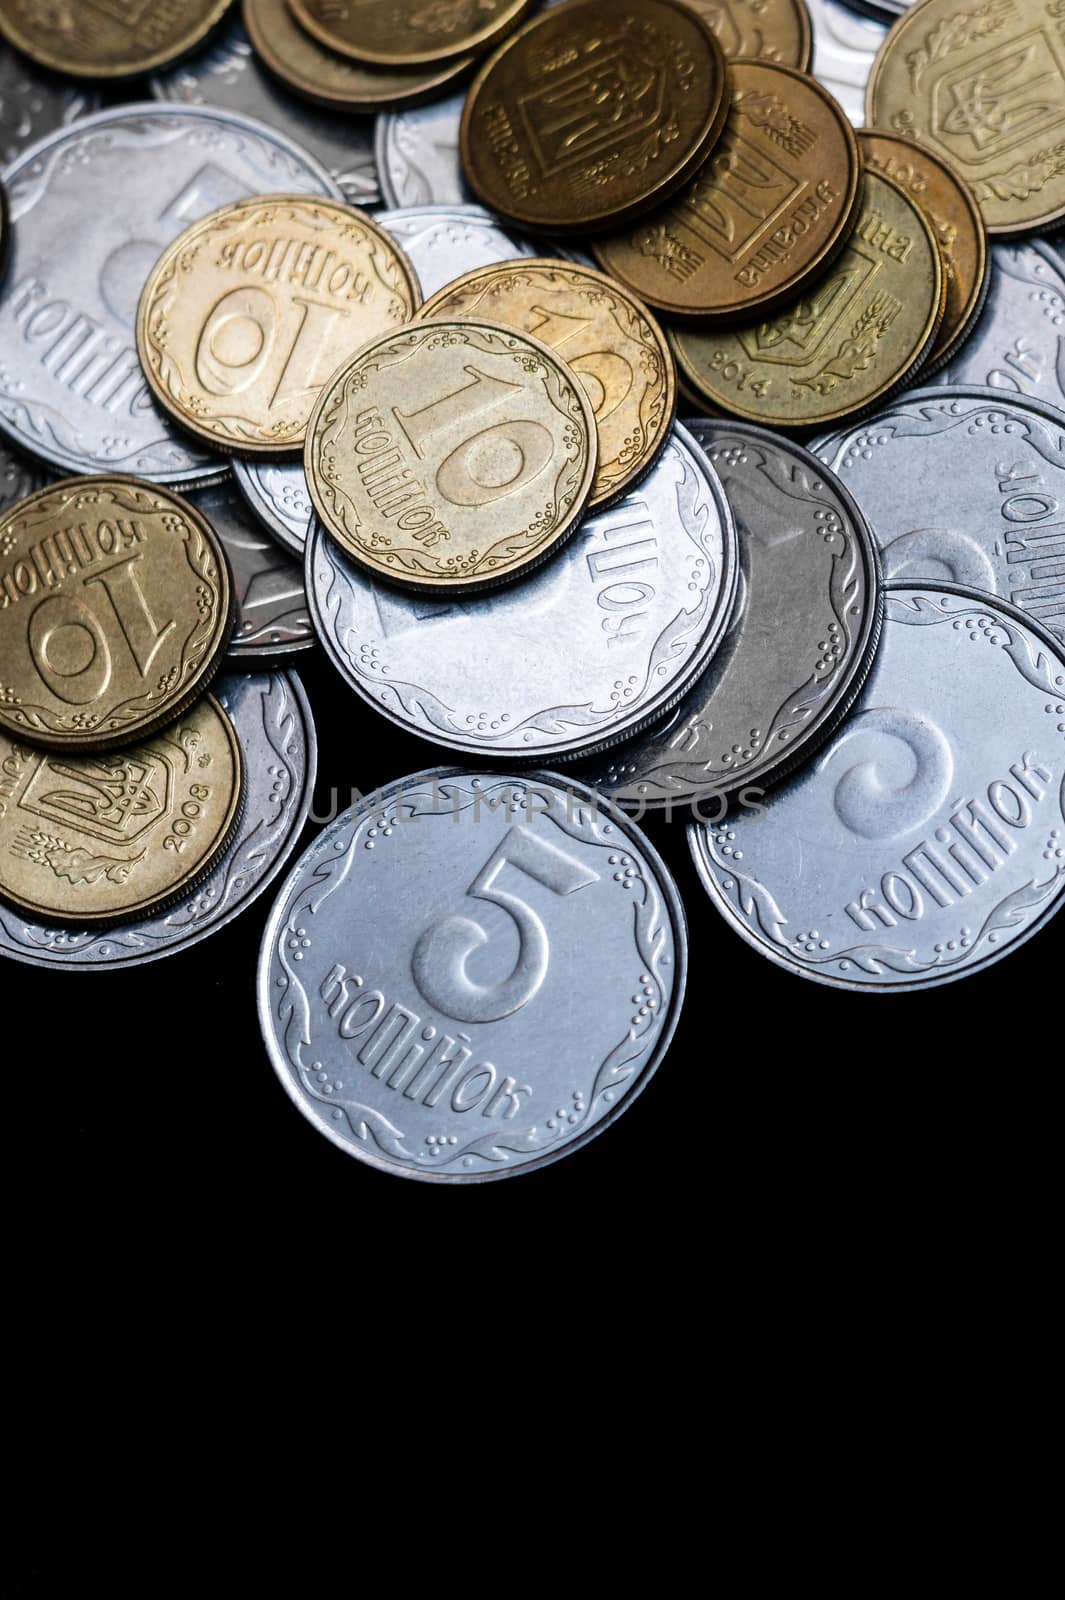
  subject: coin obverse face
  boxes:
[0,0,234,78]
[687,0,812,66]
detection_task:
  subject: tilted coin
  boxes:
[151,8,377,205]
[0,670,315,969]
[859,130,989,373]
[580,419,881,807]
[806,0,885,127]
[0,691,244,927]
[0,105,340,484]
[670,169,944,429]
[419,260,674,506]
[839,0,912,17]
[137,196,419,456]
[185,477,311,658]
[305,318,598,592]
[291,0,534,65]
[0,475,233,752]
[595,59,861,319]
[0,47,99,168]
[689,582,1065,991]
[813,385,1065,640]
[257,766,687,1182]
[307,424,738,759]
[0,437,45,514]
[866,0,1065,236]
[375,92,472,210]
[689,0,812,66]
[460,0,731,234]
[0,0,233,78]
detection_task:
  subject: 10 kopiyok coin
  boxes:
[0,0,234,78]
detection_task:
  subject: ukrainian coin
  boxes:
[670,169,944,429]
[257,765,687,1182]
[0,670,315,969]
[859,130,989,373]
[689,0,812,66]
[866,0,1065,236]
[291,0,534,65]
[186,477,311,658]
[0,692,244,927]
[840,0,911,17]
[234,458,315,558]
[0,171,7,277]
[137,196,419,456]
[0,475,233,751]
[151,9,378,205]
[375,92,471,210]
[0,105,340,484]
[0,0,234,79]
[0,437,45,513]
[690,582,1065,991]
[307,424,738,759]
[305,318,598,592]
[806,0,885,127]
[419,260,674,506]
[0,48,98,168]
[460,0,731,234]
[595,60,861,319]
[581,419,881,807]
[813,386,1065,640]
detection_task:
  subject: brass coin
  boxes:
[594,58,861,318]
[0,476,233,752]
[305,318,598,592]
[418,259,675,506]
[0,0,234,79]
[243,0,474,110]
[859,128,989,372]
[670,168,944,428]
[289,0,534,66]
[460,0,731,234]
[687,0,812,68]
[0,694,244,927]
[866,0,1065,237]
[136,195,420,457]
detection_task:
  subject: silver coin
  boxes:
[580,420,882,809]
[814,386,1065,643]
[690,583,1065,992]
[806,0,886,127]
[185,475,312,658]
[0,671,317,971]
[835,0,910,19]
[308,424,738,761]
[231,456,314,558]
[150,15,378,206]
[375,91,469,212]
[257,765,687,1182]
[927,242,1065,416]
[0,47,98,168]
[0,435,46,513]
[0,104,341,483]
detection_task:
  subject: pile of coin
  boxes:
[1,0,1063,1181]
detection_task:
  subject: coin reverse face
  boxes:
[290,0,534,66]
[0,0,234,78]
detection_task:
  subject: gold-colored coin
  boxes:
[289,0,533,66]
[0,0,234,79]
[0,476,233,752]
[305,318,598,592]
[136,196,420,457]
[460,0,731,234]
[670,168,944,429]
[860,129,989,373]
[687,0,811,68]
[0,695,244,926]
[243,0,474,110]
[418,260,675,506]
[866,0,1065,236]
[595,59,861,318]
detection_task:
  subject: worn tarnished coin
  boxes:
[0,670,315,968]
[0,691,244,927]
[689,0,812,66]
[186,477,311,658]
[929,239,1065,412]
[0,438,45,514]
[257,766,687,1182]
[807,0,885,126]
[859,130,989,373]
[0,475,233,751]
[690,582,1065,990]
[0,0,234,79]
[461,0,731,234]
[814,385,1065,640]
[419,260,674,506]
[291,0,533,65]
[595,59,861,319]
[305,318,598,592]
[137,196,419,456]
[670,169,944,428]
[582,419,881,807]
[308,424,737,759]
[0,47,98,168]
[866,0,1065,236]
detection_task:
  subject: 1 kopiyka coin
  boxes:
[594,58,861,319]
[0,692,244,927]
[858,129,989,373]
[670,168,944,429]
[460,0,731,234]
[418,260,675,507]
[0,476,233,752]
[289,0,534,66]
[865,0,1065,237]
[136,195,420,457]
[0,0,234,78]
[305,318,598,593]
[688,0,812,67]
